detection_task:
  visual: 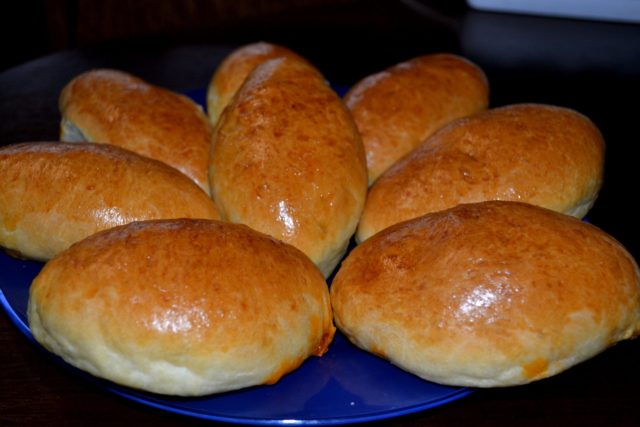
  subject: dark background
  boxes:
[1,1,640,426]
[1,0,464,76]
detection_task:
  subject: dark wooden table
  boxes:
[2,3,640,426]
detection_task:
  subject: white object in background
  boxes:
[467,0,640,24]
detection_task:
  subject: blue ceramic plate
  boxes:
[0,250,471,425]
[0,87,471,425]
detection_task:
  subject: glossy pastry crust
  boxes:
[333,201,640,387]
[59,69,213,194]
[206,41,309,126]
[0,142,219,261]
[357,103,605,242]
[344,53,489,183]
[210,57,368,277]
[28,219,335,396]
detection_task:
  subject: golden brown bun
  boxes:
[59,69,213,194]
[357,103,605,242]
[332,201,640,387]
[344,53,489,183]
[0,142,220,261]
[207,42,310,126]
[210,57,368,277]
[28,219,335,396]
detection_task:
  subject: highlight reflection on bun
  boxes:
[28,219,335,396]
[333,201,640,387]
[210,56,367,277]
[0,142,219,261]
[357,104,605,242]
[59,69,213,194]
[206,41,309,126]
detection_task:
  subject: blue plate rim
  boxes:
[0,281,472,425]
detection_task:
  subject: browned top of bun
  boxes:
[357,103,605,242]
[28,219,334,395]
[59,69,213,194]
[333,201,640,387]
[345,53,489,183]
[0,142,219,261]
[207,42,309,125]
[210,57,367,277]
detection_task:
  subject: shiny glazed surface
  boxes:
[210,57,367,277]
[0,142,219,261]
[357,104,605,241]
[59,69,213,194]
[0,246,471,423]
[334,201,640,387]
[27,219,334,396]
[345,53,489,183]
[2,2,640,424]
[206,42,309,126]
